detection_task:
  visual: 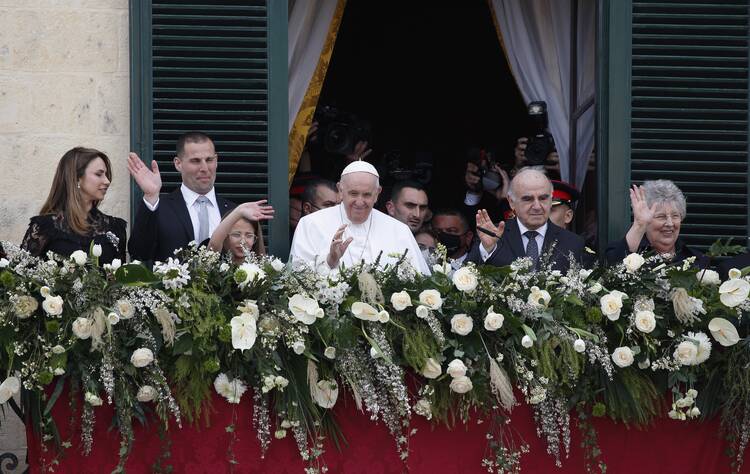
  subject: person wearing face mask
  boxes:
[431,209,474,269]
[289,160,430,275]
[466,168,585,272]
[606,180,707,267]
[22,147,126,264]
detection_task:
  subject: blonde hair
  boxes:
[40,147,112,235]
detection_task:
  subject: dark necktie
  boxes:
[524,230,539,269]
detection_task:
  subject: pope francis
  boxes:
[289,160,430,275]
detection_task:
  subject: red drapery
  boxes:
[27,388,747,474]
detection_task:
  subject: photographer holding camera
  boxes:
[462,147,512,227]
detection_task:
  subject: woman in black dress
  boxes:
[21,147,126,265]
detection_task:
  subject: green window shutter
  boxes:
[630,0,749,251]
[130,0,288,257]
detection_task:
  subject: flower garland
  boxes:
[1,241,750,473]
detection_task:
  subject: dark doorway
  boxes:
[313,0,532,211]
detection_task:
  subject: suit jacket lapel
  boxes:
[167,189,195,241]
[505,219,526,260]
[216,196,233,217]
[542,221,562,254]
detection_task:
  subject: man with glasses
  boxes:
[431,209,474,269]
[301,179,340,217]
[128,132,239,263]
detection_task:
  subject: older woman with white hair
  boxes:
[605,179,707,266]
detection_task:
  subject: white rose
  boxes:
[40,286,51,298]
[390,291,412,311]
[137,385,158,403]
[573,339,586,353]
[288,294,322,325]
[92,244,102,257]
[351,301,381,322]
[84,392,103,407]
[634,310,656,333]
[521,335,533,348]
[421,358,442,379]
[70,250,87,266]
[292,341,305,355]
[378,310,390,323]
[446,359,467,378]
[527,286,551,308]
[483,307,504,331]
[719,278,750,308]
[696,269,720,285]
[116,299,135,319]
[622,253,646,273]
[729,268,743,280]
[110,259,122,271]
[708,318,740,347]
[231,312,257,351]
[0,258,8,268]
[313,380,339,409]
[452,267,478,292]
[611,347,634,368]
[589,282,603,294]
[270,258,285,272]
[600,292,625,321]
[449,375,473,394]
[13,295,38,319]
[0,377,21,404]
[71,317,93,339]
[42,295,64,316]
[415,305,430,319]
[419,289,443,310]
[107,312,120,325]
[130,348,154,368]
[450,314,473,336]
[51,345,65,355]
[324,346,336,359]
[673,341,698,366]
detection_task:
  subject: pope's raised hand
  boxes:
[238,200,275,221]
[127,152,162,205]
[476,209,505,253]
[327,224,353,269]
[630,184,655,230]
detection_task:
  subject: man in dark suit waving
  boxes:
[466,168,585,272]
[127,132,236,263]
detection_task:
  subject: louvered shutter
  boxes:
[131,0,288,255]
[630,0,749,251]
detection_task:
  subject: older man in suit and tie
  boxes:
[466,168,585,272]
[127,132,238,263]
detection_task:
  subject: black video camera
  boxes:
[313,105,372,155]
[524,101,556,167]
[385,150,433,185]
[468,148,504,191]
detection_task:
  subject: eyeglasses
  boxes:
[228,232,256,242]
[653,213,682,224]
[418,243,436,253]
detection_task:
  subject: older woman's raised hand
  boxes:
[238,200,275,221]
[127,152,162,205]
[630,184,656,229]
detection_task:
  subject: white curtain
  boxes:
[490,0,596,188]
[288,0,340,132]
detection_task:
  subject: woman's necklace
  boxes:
[340,205,374,266]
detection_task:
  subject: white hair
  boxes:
[507,167,553,201]
[642,179,687,218]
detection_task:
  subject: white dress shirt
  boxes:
[479,220,548,262]
[143,185,221,242]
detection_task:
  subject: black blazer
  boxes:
[605,236,708,269]
[466,218,586,272]
[128,188,236,263]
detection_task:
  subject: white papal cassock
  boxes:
[289,203,431,275]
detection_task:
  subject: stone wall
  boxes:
[0,0,131,245]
